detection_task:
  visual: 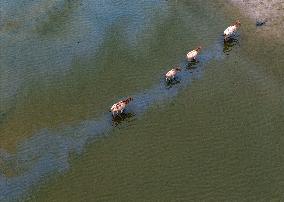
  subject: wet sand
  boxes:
[228,0,284,39]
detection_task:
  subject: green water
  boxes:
[1,0,283,201]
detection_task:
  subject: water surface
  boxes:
[0,0,283,201]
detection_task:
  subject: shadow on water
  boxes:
[186,59,200,70]
[112,112,136,127]
[165,78,181,89]
[223,36,240,55]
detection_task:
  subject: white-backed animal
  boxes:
[186,47,202,61]
[223,20,241,41]
[165,66,182,81]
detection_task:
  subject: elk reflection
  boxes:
[111,112,135,127]
[186,59,200,70]
[223,37,239,55]
[165,77,181,89]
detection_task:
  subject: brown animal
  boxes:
[110,97,133,116]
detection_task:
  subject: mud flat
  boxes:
[228,0,284,40]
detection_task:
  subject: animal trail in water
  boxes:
[0,24,241,201]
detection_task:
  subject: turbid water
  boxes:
[1,0,284,201]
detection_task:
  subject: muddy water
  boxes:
[0,0,283,201]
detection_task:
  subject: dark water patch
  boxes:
[112,112,136,128]
[0,112,7,124]
[223,37,240,55]
[186,60,200,70]
[34,0,82,37]
[0,21,21,33]
[165,79,181,89]
[256,19,267,27]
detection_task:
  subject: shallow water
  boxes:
[1,0,284,201]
